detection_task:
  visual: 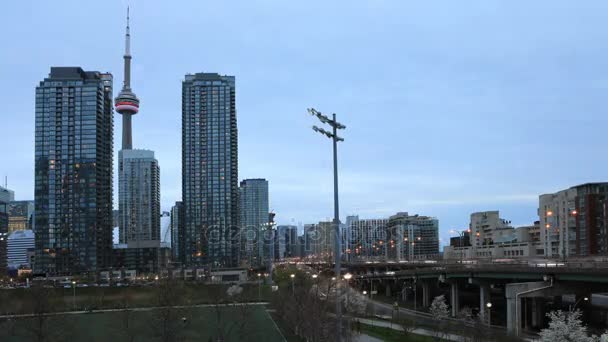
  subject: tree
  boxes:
[429,295,449,320]
[151,279,188,342]
[539,310,597,342]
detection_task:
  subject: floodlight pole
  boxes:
[308,108,345,342]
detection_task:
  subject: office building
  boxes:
[274,225,297,260]
[170,201,184,263]
[540,183,608,257]
[387,212,439,261]
[118,150,160,247]
[305,221,334,261]
[449,230,470,248]
[182,73,239,267]
[239,179,269,266]
[8,200,34,233]
[7,230,35,269]
[34,67,113,275]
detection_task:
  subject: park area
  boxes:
[0,304,285,341]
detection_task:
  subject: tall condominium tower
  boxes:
[182,73,238,268]
[118,150,160,247]
[170,201,184,263]
[239,179,269,266]
[116,10,161,249]
[34,67,114,275]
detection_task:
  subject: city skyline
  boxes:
[2,1,608,246]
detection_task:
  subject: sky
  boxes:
[1,0,608,246]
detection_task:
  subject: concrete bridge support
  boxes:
[450,282,460,317]
[422,280,431,308]
[386,283,391,297]
[479,283,491,321]
[506,281,549,335]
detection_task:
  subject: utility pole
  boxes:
[308,108,345,341]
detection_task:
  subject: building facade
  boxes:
[8,200,34,233]
[540,183,608,258]
[239,179,269,266]
[118,150,160,247]
[182,73,239,267]
[387,213,440,261]
[348,218,388,261]
[0,198,7,275]
[469,211,513,247]
[0,186,15,203]
[7,230,35,269]
[34,67,114,275]
[170,201,184,263]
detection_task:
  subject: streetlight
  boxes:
[450,229,469,263]
[290,274,295,295]
[570,296,589,312]
[486,302,492,326]
[308,107,346,341]
[363,290,367,295]
[71,281,76,310]
[343,273,352,333]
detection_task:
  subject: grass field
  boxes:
[1,305,285,342]
[0,283,272,315]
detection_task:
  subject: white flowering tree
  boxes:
[429,295,449,320]
[540,310,597,342]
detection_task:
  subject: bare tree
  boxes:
[152,279,188,342]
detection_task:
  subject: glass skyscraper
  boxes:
[240,178,269,266]
[34,67,114,275]
[182,73,238,268]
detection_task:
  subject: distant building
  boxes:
[540,183,608,258]
[0,198,8,275]
[239,179,269,266]
[469,211,513,246]
[8,200,34,233]
[182,73,239,268]
[118,150,160,247]
[7,230,35,269]
[297,235,306,258]
[449,230,470,248]
[0,186,15,203]
[275,225,298,260]
[349,218,388,261]
[170,202,184,263]
[112,244,170,274]
[387,212,440,261]
[305,221,334,261]
[34,67,114,275]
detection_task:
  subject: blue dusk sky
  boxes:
[1,1,607,245]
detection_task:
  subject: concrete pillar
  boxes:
[386,283,391,297]
[479,283,490,321]
[422,281,431,308]
[505,281,548,335]
[450,282,460,317]
[531,298,544,329]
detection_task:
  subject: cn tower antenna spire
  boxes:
[115,5,139,150]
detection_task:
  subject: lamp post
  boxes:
[570,296,589,312]
[344,273,352,334]
[290,273,295,295]
[308,107,345,341]
[486,302,492,326]
[450,229,470,263]
[312,274,319,298]
[72,281,76,310]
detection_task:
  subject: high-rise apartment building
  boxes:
[7,229,35,269]
[118,150,160,247]
[182,73,238,267]
[387,212,439,261]
[540,183,608,258]
[34,67,114,275]
[349,218,388,261]
[170,201,184,263]
[239,179,269,266]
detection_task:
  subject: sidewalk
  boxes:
[354,317,465,342]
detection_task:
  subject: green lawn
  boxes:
[0,305,285,342]
[359,323,439,342]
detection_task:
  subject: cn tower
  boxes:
[115,7,139,150]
